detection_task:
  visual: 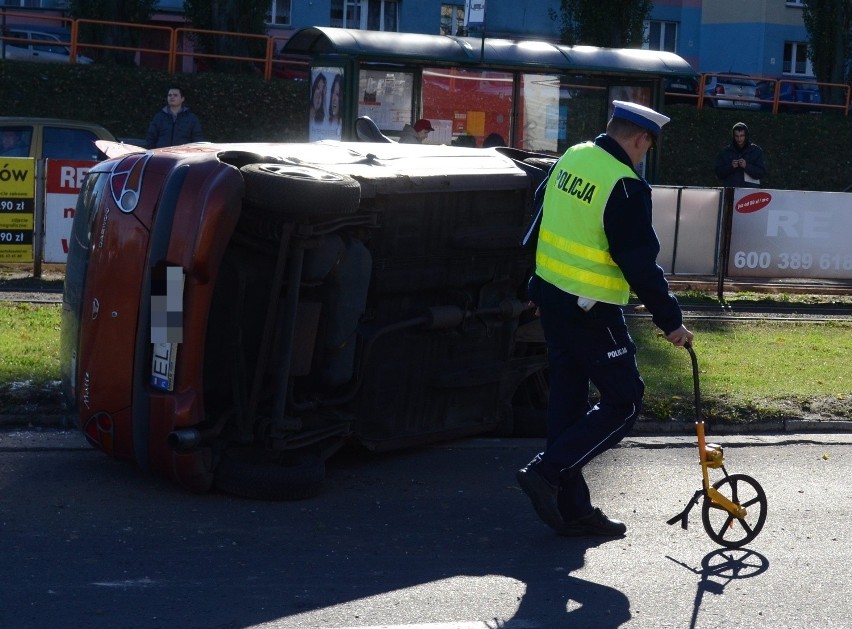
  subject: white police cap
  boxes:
[611,100,670,137]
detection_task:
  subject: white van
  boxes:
[0,25,93,64]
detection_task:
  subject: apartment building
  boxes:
[649,0,814,78]
[1,0,815,79]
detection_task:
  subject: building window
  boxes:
[643,21,677,52]
[267,0,291,26]
[440,4,466,36]
[783,41,812,76]
[331,0,399,31]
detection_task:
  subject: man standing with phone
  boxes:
[714,122,767,188]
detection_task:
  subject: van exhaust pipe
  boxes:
[167,428,202,450]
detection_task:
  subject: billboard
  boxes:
[727,189,852,279]
[309,67,345,142]
[0,157,35,262]
[44,159,96,263]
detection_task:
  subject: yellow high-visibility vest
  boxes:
[535,142,638,305]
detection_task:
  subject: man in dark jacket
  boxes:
[517,101,693,538]
[714,122,766,188]
[145,87,204,149]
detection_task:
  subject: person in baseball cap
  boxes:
[399,118,435,143]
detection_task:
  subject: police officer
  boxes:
[517,101,694,537]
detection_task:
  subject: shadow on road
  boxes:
[667,548,770,629]
[0,439,633,627]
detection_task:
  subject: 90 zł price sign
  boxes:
[727,189,852,280]
[0,157,36,263]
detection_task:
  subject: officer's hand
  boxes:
[665,325,694,347]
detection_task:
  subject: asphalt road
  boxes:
[1,430,851,629]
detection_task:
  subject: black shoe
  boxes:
[516,465,564,531]
[557,508,626,537]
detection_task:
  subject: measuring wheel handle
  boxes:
[667,343,768,548]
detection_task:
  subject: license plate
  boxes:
[151,342,178,391]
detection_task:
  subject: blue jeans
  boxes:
[528,275,645,520]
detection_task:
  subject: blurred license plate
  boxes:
[671,82,687,89]
[151,342,178,391]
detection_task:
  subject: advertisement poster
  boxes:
[44,159,96,263]
[728,189,852,280]
[0,157,35,262]
[357,70,414,132]
[309,67,345,142]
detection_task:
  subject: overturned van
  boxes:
[60,140,551,499]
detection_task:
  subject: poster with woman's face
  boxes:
[309,67,345,141]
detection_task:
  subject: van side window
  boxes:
[0,127,32,157]
[43,127,100,161]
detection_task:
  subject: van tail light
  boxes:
[110,153,151,214]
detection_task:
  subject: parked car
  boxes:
[0,24,93,64]
[0,116,115,161]
[664,76,699,105]
[703,73,762,110]
[60,140,552,500]
[756,79,823,113]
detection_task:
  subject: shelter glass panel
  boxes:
[420,67,513,147]
[518,74,608,154]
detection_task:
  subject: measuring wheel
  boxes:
[701,473,767,548]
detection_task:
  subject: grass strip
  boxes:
[1,302,849,423]
[630,318,851,423]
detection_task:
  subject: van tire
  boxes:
[240,163,361,217]
[214,447,326,501]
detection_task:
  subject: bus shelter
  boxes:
[283,26,695,180]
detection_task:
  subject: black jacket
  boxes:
[145,107,203,149]
[714,140,767,188]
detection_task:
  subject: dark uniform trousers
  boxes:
[528,275,645,520]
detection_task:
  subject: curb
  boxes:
[0,413,73,429]
[631,418,852,435]
[2,413,852,436]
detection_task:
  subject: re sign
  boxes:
[735,192,772,214]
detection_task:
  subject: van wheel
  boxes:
[240,163,361,217]
[214,446,326,501]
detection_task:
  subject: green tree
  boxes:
[68,0,157,65]
[802,0,852,105]
[548,0,653,47]
[183,0,270,71]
